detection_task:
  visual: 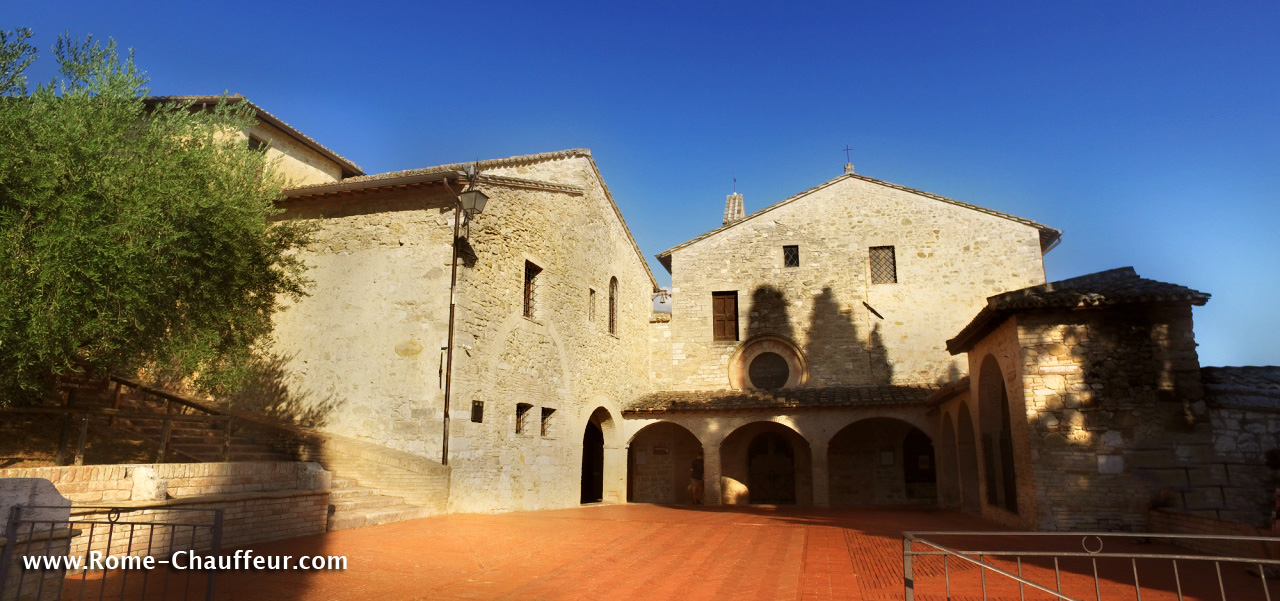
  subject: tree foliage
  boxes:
[0,30,311,403]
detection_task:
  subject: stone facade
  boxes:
[272,151,658,513]
[654,175,1052,392]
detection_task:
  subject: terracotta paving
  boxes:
[59,505,1280,600]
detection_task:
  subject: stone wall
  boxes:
[660,175,1048,391]
[245,121,345,187]
[1012,304,1208,531]
[272,153,656,513]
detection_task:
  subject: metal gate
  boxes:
[0,505,223,601]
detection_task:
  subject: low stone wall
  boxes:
[1147,508,1268,559]
[0,462,329,549]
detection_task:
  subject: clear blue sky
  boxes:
[9,1,1279,367]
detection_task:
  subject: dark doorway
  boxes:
[902,427,937,500]
[747,432,795,504]
[581,420,604,503]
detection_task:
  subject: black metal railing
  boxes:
[904,530,1280,601]
[0,505,223,601]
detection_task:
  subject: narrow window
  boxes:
[783,245,799,268]
[869,246,897,284]
[541,407,556,436]
[523,261,542,319]
[712,291,739,341]
[608,277,618,335]
[470,401,484,423]
[516,403,533,434]
[588,288,596,323]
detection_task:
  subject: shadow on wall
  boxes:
[222,351,343,429]
[802,287,893,386]
[747,285,794,342]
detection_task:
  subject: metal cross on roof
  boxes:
[843,145,853,163]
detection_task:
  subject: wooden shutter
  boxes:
[712,292,738,341]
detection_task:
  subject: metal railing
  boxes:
[0,505,223,601]
[904,530,1280,601]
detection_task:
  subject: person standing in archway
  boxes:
[689,451,705,504]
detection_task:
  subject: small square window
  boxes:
[541,407,556,436]
[470,401,484,423]
[870,246,897,284]
[247,135,266,152]
[515,403,533,434]
[783,245,799,268]
[523,261,542,319]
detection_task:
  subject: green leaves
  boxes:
[0,29,311,403]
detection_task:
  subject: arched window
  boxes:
[608,277,618,335]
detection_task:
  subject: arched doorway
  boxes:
[581,420,604,504]
[828,418,937,506]
[747,432,796,504]
[956,401,982,512]
[978,355,1019,514]
[719,422,812,505]
[627,422,702,504]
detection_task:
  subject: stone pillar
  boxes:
[811,441,830,507]
[703,441,722,506]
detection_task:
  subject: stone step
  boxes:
[327,504,439,531]
[330,495,407,513]
[330,476,360,488]
[329,486,381,501]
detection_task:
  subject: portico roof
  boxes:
[624,385,938,415]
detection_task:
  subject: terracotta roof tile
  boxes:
[625,385,937,414]
[948,267,1211,354]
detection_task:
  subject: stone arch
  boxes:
[727,335,809,390]
[827,417,936,506]
[719,421,812,505]
[581,406,622,504]
[626,421,703,504]
[937,413,961,508]
[978,355,1019,514]
[956,400,982,512]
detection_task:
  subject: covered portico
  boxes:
[622,386,940,507]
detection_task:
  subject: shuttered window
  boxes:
[712,291,739,341]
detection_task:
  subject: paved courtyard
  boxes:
[66,504,1280,600]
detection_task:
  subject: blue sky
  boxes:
[9,1,1279,367]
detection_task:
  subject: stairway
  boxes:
[326,476,440,531]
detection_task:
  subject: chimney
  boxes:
[844,163,855,174]
[723,192,745,226]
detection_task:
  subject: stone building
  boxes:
[210,98,1271,532]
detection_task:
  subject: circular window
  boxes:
[749,352,790,390]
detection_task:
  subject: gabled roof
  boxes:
[947,267,1211,354]
[625,385,937,414]
[145,95,364,178]
[654,172,1062,272]
[282,149,660,291]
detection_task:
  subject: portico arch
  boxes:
[956,401,982,512]
[978,355,1019,514]
[626,421,702,504]
[719,421,812,505]
[827,417,936,506]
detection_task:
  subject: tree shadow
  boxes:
[220,351,342,429]
[802,287,894,386]
[746,285,793,341]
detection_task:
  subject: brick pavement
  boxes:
[59,505,1280,600]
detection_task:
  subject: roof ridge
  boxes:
[655,172,1062,267]
[145,95,364,177]
[314,148,592,188]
